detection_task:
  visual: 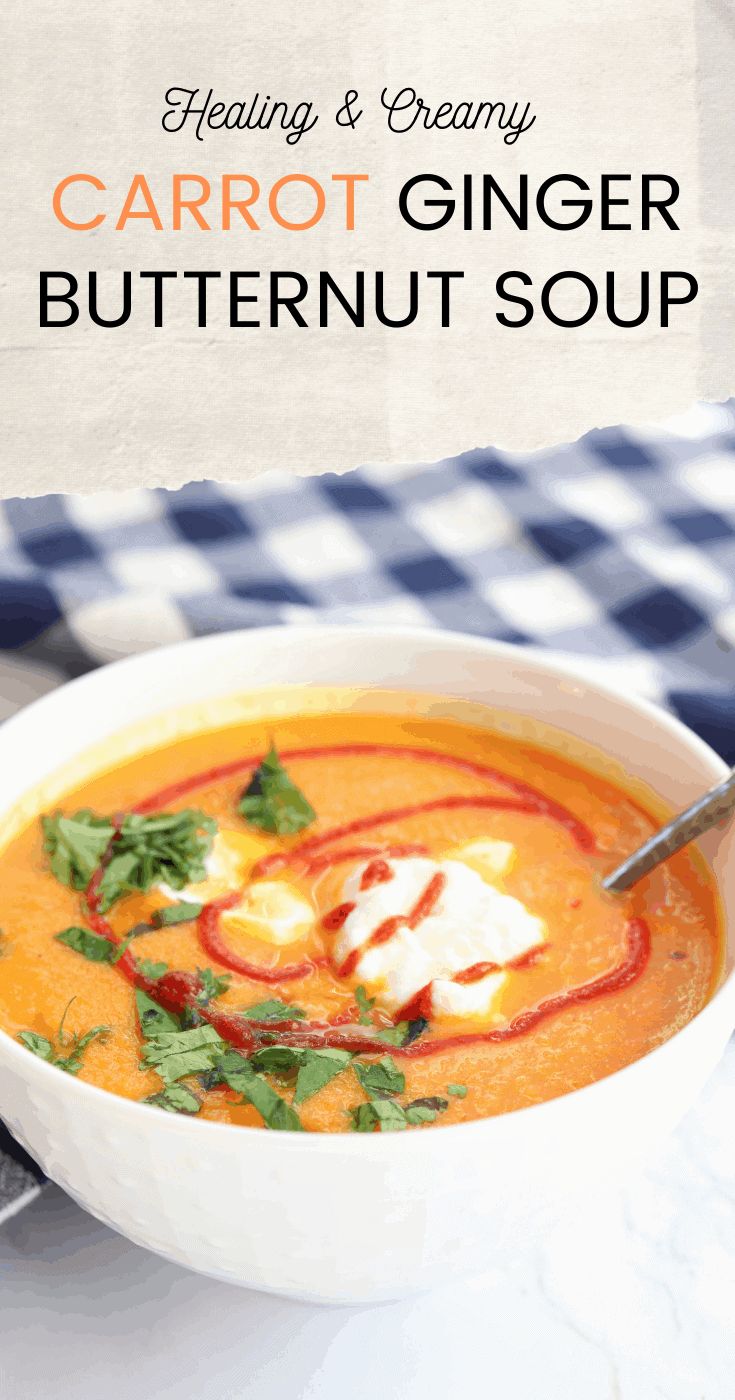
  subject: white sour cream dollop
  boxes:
[333,847,545,1020]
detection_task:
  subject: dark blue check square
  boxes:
[0,579,62,647]
[613,587,707,648]
[527,517,608,564]
[669,510,733,545]
[390,553,468,596]
[320,477,391,514]
[171,502,252,544]
[20,526,97,569]
[587,430,656,471]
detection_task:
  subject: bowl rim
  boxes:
[0,622,733,1153]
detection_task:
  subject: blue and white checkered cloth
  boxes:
[1,399,734,1216]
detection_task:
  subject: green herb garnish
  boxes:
[404,1016,430,1044]
[217,1049,303,1131]
[447,1083,467,1098]
[349,1094,449,1132]
[197,1068,223,1092]
[152,900,203,928]
[55,924,140,966]
[141,1025,224,1084]
[354,985,376,1025]
[238,745,316,835]
[179,1005,203,1031]
[144,1083,201,1115]
[353,1055,405,1100]
[42,811,115,891]
[374,1023,408,1047]
[42,808,215,911]
[111,932,138,963]
[195,967,231,1005]
[240,997,307,1022]
[17,1031,54,1060]
[376,1016,430,1047]
[249,1045,306,1074]
[405,1096,449,1123]
[137,959,168,981]
[18,998,109,1076]
[135,988,180,1038]
[294,1050,352,1104]
[98,811,215,911]
[55,924,116,963]
[350,1099,409,1133]
[249,1044,353,1104]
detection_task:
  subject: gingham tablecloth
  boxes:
[1,400,734,1218]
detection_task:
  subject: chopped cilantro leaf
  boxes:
[60,1026,108,1074]
[403,1097,449,1125]
[350,1100,408,1133]
[404,1104,438,1125]
[18,1031,53,1061]
[136,959,168,981]
[144,1083,201,1115]
[250,1045,305,1074]
[375,1022,410,1047]
[293,1049,352,1104]
[141,1025,224,1084]
[354,985,376,1025]
[376,1016,430,1047]
[240,997,306,1022]
[353,1055,405,1100]
[152,900,203,928]
[349,1093,449,1131]
[404,1016,430,1045]
[135,988,180,1038]
[217,1050,303,1131]
[197,1068,223,1092]
[447,1083,467,1098]
[248,1044,353,1104]
[43,808,215,911]
[238,745,316,836]
[195,967,231,1005]
[97,811,215,911]
[407,1096,448,1115]
[55,924,141,966]
[42,811,115,891]
[55,925,115,963]
[18,1000,109,1076]
[110,932,137,963]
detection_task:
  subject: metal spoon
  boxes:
[602,768,735,894]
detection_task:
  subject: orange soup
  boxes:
[0,697,722,1132]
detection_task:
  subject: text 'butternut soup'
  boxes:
[0,700,721,1132]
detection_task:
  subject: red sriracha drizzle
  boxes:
[81,741,651,1061]
[197,890,330,983]
[395,943,547,1023]
[254,918,651,1058]
[251,795,591,879]
[321,902,356,931]
[336,869,447,979]
[359,857,394,890]
[137,743,595,853]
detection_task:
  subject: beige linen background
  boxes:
[1,0,733,495]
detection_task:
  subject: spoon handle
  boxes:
[603,768,735,894]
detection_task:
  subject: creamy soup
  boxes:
[0,697,722,1132]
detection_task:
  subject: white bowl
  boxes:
[0,627,733,1305]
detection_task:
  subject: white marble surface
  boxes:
[1,1041,733,1400]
